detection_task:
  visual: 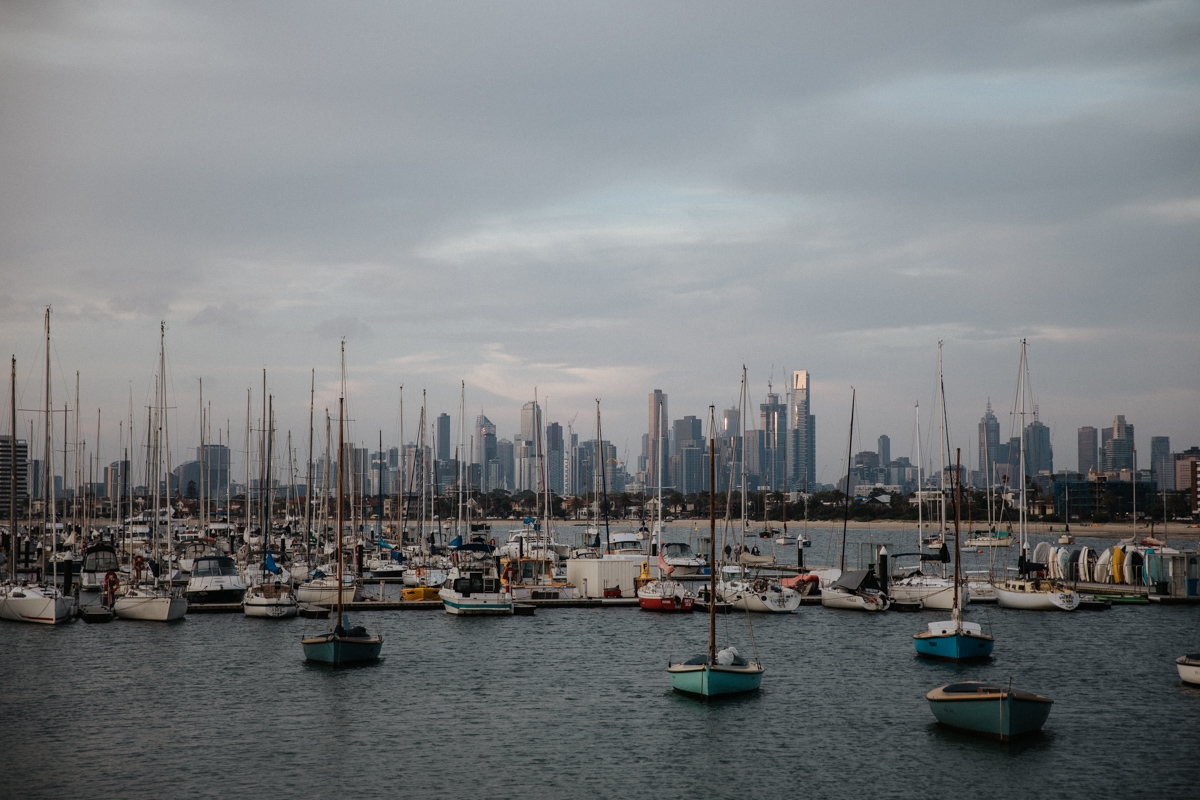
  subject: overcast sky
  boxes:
[2,1,1197,484]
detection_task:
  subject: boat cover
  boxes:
[830,569,884,593]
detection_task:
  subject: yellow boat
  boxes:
[402,586,442,602]
[1111,546,1124,585]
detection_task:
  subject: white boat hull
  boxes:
[718,580,800,613]
[243,594,298,618]
[889,579,960,610]
[995,584,1079,611]
[820,587,889,611]
[295,580,357,605]
[0,587,76,624]
[966,580,998,603]
[439,588,513,615]
[1177,656,1200,686]
[114,591,187,621]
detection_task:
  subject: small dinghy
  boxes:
[927,681,1053,741]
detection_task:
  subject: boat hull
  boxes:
[439,588,513,615]
[914,630,995,662]
[637,592,695,612]
[0,588,76,625]
[295,581,356,605]
[927,682,1052,741]
[668,662,764,699]
[114,593,187,622]
[1177,655,1200,686]
[243,595,298,618]
[185,587,246,605]
[995,584,1078,611]
[820,587,889,611]
[890,579,959,610]
[302,632,383,665]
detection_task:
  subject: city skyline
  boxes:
[1,4,1196,490]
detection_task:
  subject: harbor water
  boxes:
[3,527,1199,799]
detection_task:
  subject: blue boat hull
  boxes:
[914,632,994,662]
[927,683,1052,741]
[668,663,763,699]
[301,633,383,665]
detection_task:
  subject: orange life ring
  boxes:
[488,538,496,546]
[416,567,424,577]
[103,571,120,593]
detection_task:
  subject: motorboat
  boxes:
[1177,654,1200,686]
[659,541,705,576]
[185,555,247,605]
[439,543,513,615]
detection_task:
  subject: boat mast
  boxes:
[953,448,962,623]
[305,369,315,566]
[336,341,346,629]
[839,388,855,572]
[264,395,274,572]
[915,402,923,554]
[44,308,54,583]
[708,405,717,665]
[1018,340,1028,557]
[656,391,663,565]
[244,389,251,545]
[596,399,610,552]
[937,342,947,537]
[740,366,747,544]
[9,356,17,577]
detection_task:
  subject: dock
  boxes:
[186,596,640,613]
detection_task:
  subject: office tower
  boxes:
[978,402,999,474]
[1102,415,1134,473]
[1150,436,1172,491]
[760,386,787,491]
[1077,426,1098,473]
[878,434,891,468]
[789,370,816,492]
[520,401,541,447]
[435,413,451,462]
[545,422,564,494]
[496,439,514,491]
[0,436,29,514]
[647,390,668,492]
[475,414,497,491]
[1022,409,1053,476]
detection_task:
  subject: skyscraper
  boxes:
[1102,415,1134,473]
[878,434,891,468]
[760,386,787,491]
[647,390,667,492]
[789,370,816,491]
[435,413,451,461]
[476,414,497,491]
[0,436,29,515]
[978,402,999,474]
[1077,426,1098,473]
[1150,436,1172,491]
[520,401,541,447]
[1023,409,1053,476]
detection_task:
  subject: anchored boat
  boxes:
[926,681,1053,741]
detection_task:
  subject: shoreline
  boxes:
[638,519,1200,541]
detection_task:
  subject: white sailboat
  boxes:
[994,340,1079,612]
[0,313,75,625]
[114,322,186,622]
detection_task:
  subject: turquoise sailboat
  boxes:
[913,449,993,662]
[302,345,382,666]
[668,405,763,699]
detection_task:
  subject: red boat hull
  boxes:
[638,593,695,612]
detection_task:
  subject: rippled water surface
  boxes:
[3,527,1199,799]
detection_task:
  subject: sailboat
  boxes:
[301,344,382,665]
[892,349,959,610]
[821,388,890,612]
[914,449,994,662]
[994,340,1079,612]
[114,321,186,622]
[668,407,763,698]
[242,387,296,618]
[1,344,76,626]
